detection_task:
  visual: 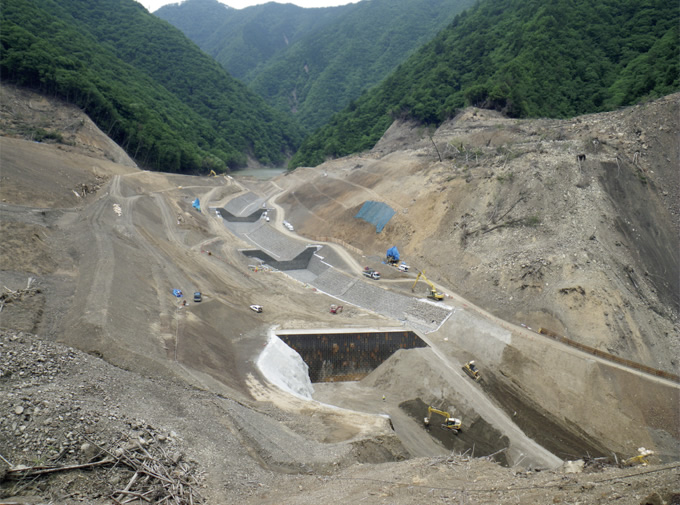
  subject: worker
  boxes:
[382,395,386,401]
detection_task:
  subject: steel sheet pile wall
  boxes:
[277,330,427,382]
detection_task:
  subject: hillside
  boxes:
[1,0,304,172]
[291,0,680,168]
[155,0,347,79]
[156,0,474,131]
[0,84,678,504]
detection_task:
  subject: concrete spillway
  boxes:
[276,329,427,383]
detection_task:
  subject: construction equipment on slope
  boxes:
[363,267,381,280]
[462,361,481,381]
[330,304,343,314]
[423,406,461,433]
[412,271,444,300]
[624,447,654,466]
[208,170,218,177]
[386,246,400,265]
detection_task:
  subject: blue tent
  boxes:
[192,198,201,211]
[386,246,400,262]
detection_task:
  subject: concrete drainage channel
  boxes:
[220,196,516,465]
[213,200,453,334]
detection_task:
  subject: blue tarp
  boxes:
[386,246,400,261]
[172,289,183,297]
[355,201,395,233]
[192,198,201,211]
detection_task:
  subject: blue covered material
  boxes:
[355,201,395,233]
[192,198,201,211]
[386,246,400,261]
[172,289,183,297]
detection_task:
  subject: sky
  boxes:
[141,0,359,13]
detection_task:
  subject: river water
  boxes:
[230,167,287,180]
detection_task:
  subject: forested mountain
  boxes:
[1,0,304,173]
[155,0,474,131]
[155,0,347,82]
[290,0,679,168]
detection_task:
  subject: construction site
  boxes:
[0,83,678,504]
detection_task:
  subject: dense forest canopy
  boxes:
[1,0,304,173]
[156,0,474,132]
[1,0,677,173]
[155,0,346,83]
[289,0,680,168]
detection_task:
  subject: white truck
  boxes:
[363,268,380,280]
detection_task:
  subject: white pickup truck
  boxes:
[363,268,380,280]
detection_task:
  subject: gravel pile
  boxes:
[0,331,205,504]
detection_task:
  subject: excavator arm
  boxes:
[412,271,444,300]
[424,406,461,432]
[411,272,422,291]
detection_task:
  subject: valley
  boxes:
[0,84,678,504]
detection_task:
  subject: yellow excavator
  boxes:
[411,271,444,300]
[624,448,654,466]
[423,406,461,433]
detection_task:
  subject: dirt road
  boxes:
[1,84,678,504]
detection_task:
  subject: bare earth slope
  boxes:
[282,98,680,375]
[0,83,678,504]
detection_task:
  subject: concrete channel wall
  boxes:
[216,191,453,334]
[276,329,427,382]
[242,246,320,271]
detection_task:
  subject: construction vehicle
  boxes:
[624,448,654,466]
[411,271,444,300]
[462,361,481,381]
[423,406,461,433]
[208,170,218,177]
[330,304,343,314]
[363,267,380,280]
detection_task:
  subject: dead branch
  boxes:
[5,457,114,479]
[8,431,204,504]
[495,195,525,223]
[114,489,152,502]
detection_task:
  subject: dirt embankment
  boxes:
[1,83,678,505]
[284,97,680,375]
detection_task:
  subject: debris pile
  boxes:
[0,278,40,313]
